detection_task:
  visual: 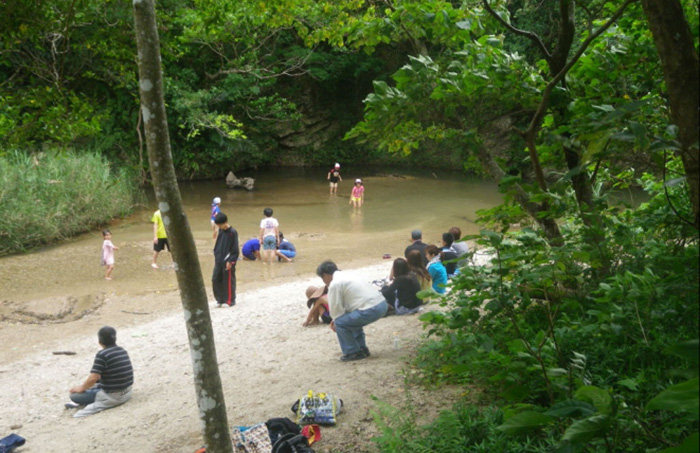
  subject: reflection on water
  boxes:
[0,168,502,303]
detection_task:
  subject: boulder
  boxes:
[225,172,255,191]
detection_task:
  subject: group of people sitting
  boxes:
[402,227,469,295]
[304,227,469,324]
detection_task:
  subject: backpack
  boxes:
[265,417,301,445]
[271,434,315,453]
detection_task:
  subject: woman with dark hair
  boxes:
[381,257,422,315]
[425,245,448,294]
[406,249,431,291]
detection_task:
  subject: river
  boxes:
[0,167,502,307]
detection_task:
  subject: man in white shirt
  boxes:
[316,260,388,361]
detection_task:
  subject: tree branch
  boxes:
[482,0,552,61]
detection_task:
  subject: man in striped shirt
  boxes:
[68,326,134,418]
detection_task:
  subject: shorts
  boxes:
[243,252,257,261]
[278,249,296,258]
[351,196,361,202]
[262,236,277,250]
[153,238,170,252]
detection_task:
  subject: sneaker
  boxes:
[65,402,80,409]
[361,346,371,357]
[216,303,223,308]
[151,263,159,269]
[340,350,368,362]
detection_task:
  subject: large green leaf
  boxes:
[662,433,699,453]
[669,340,700,364]
[545,400,596,418]
[561,415,611,444]
[497,411,553,435]
[574,386,613,415]
[647,378,700,419]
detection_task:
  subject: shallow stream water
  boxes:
[0,167,502,306]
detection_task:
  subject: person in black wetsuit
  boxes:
[213,212,239,307]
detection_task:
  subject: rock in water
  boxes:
[225,172,255,191]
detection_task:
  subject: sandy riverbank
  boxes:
[0,263,464,452]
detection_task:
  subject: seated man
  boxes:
[404,229,428,265]
[67,326,133,418]
[316,260,388,362]
[241,237,261,261]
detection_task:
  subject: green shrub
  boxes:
[414,173,699,451]
[372,398,558,452]
[0,149,140,254]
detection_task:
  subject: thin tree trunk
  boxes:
[641,0,700,229]
[131,1,233,451]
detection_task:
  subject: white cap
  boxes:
[355,178,361,183]
[213,197,221,204]
[335,163,340,168]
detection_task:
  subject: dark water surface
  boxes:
[0,168,502,303]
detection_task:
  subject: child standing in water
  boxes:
[101,230,119,280]
[327,163,342,194]
[350,178,364,208]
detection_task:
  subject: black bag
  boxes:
[265,417,301,445]
[271,433,314,453]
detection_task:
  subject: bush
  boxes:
[372,398,559,452]
[413,175,699,451]
[0,149,140,254]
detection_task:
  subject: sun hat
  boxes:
[355,178,361,183]
[334,163,340,168]
[213,197,221,204]
[306,285,326,308]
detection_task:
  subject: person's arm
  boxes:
[226,230,239,270]
[69,372,100,394]
[259,226,264,244]
[327,170,331,179]
[274,226,279,246]
[153,221,158,243]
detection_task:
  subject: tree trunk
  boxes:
[132,1,233,451]
[641,0,700,229]
[476,119,564,244]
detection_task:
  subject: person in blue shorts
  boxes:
[210,197,221,239]
[241,238,261,261]
[275,232,296,262]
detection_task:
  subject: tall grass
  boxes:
[0,150,140,255]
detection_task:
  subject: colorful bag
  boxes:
[292,391,342,426]
[232,423,273,453]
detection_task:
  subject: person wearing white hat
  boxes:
[350,178,364,208]
[327,163,342,194]
[210,196,222,239]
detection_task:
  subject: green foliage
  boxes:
[0,150,140,254]
[372,398,559,452]
[414,168,699,451]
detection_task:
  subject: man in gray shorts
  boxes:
[67,326,134,417]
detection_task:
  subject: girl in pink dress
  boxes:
[350,178,365,208]
[101,230,119,280]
